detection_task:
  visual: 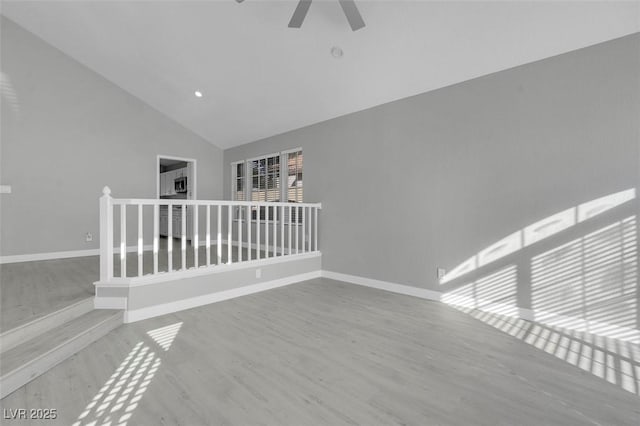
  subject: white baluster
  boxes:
[307,207,311,252]
[273,205,277,256]
[265,205,269,259]
[301,206,306,254]
[257,206,261,260]
[288,205,292,255]
[280,205,285,257]
[194,204,199,268]
[314,207,318,252]
[217,205,222,265]
[206,205,211,267]
[238,205,243,262]
[153,204,159,274]
[168,204,173,272]
[99,187,113,282]
[227,205,232,264]
[181,204,186,270]
[138,204,143,277]
[247,205,252,261]
[120,204,126,277]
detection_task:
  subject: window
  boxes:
[249,153,280,221]
[232,161,245,201]
[231,161,246,220]
[231,148,303,222]
[286,150,303,203]
[250,153,280,203]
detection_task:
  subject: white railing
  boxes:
[98,186,321,283]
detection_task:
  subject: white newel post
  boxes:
[99,186,114,282]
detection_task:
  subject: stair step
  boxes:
[0,297,94,354]
[0,309,123,399]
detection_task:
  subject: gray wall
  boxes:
[0,17,223,256]
[225,33,640,301]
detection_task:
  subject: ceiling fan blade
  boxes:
[288,0,313,28]
[338,0,365,31]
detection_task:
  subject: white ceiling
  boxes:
[2,1,639,149]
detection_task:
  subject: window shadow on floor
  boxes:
[453,306,640,395]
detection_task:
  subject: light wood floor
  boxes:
[0,257,97,332]
[0,239,270,331]
[1,279,639,425]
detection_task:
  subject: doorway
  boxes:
[157,155,196,241]
[157,155,196,200]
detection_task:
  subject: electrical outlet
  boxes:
[86,232,93,242]
[256,268,262,279]
[437,268,446,279]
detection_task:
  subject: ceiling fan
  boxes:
[236,0,365,31]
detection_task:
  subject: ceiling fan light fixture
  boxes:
[331,46,344,58]
[194,91,203,98]
[288,0,365,31]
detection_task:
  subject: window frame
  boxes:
[230,160,246,220]
[281,147,303,204]
[231,148,303,223]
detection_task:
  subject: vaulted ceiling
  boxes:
[2,1,639,149]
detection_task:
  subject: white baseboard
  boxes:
[1,244,154,264]
[124,270,322,323]
[94,296,128,310]
[321,270,442,301]
[530,308,640,343]
[518,308,535,321]
[322,270,638,341]
[448,300,639,343]
[0,249,100,264]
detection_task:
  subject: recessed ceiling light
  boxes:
[194,91,203,98]
[331,46,343,58]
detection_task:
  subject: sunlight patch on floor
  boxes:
[147,322,182,351]
[72,322,183,425]
[454,306,640,395]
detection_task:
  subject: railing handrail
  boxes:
[98,186,321,285]
[110,198,322,209]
